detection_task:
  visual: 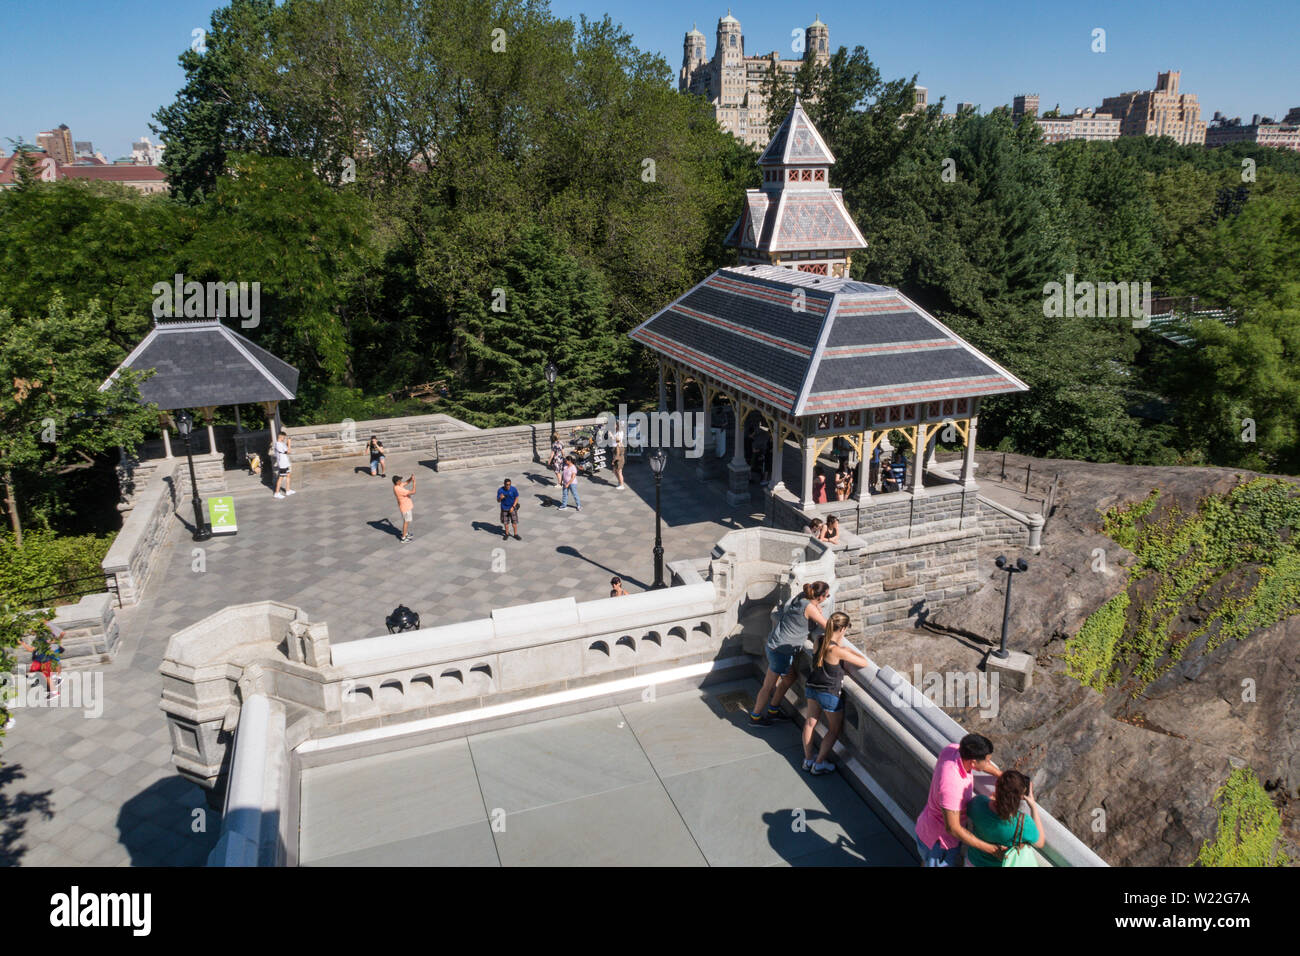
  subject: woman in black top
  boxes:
[801,611,871,774]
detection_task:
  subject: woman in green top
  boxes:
[966,769,1045,866]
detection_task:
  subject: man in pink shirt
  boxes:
[914,732,1004,866]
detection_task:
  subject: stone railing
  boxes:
[788,659,1107,867]
[170,519,1106,866]
[102,453,226,607]
[976,494,1044,554]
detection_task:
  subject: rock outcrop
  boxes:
[863,452,1299,867]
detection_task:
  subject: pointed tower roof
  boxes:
[719,9,739,25]
[759,97,835,166]
[687,22,704,38]
[726,99,865,260]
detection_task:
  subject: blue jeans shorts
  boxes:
[914,834,962,867]
[765,646,795,676]
[807,687,843,713]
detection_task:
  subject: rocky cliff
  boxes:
[862,452,1299,867]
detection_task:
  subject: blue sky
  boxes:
[4,0,1296,160]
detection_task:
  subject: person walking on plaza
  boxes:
[611,420,627,489]
[367,436,387,477]
[610,576,627,597]
[914,732,1003,866]
[801,611,870,774]
[273,432,295,498]
[549,432,565,487]
[497,477,521,540]
[967,770,1045,867]
[749,580,831,727]
[558,455,582,511]
[392,474,416,542]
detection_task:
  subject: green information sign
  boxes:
[208,496,237,535]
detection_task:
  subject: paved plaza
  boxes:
[1,452,770,866]
[299,680,913,866]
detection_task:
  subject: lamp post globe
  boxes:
[650,449,667,589]
[176,409,211,542]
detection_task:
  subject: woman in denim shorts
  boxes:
[749,581,831,727]
[801,611,871,774]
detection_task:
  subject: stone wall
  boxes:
[283,413,477,463]
[856,528,982,633]
[14,593,120,669]
[103,455,225,607]
[976,496,1035,551]
[432,416,605,472]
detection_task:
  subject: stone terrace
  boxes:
[0,451,765,866]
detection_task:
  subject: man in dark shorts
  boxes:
[497,477,520,540]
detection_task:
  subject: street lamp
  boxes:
[992,555,1028,659]
[544,361,558,446]
[175,410,212,542]
[650,449,667,589]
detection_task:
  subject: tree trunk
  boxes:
[3,470,22,548]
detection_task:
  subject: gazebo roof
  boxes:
[100,318,298,410]
[629,264,1027,417]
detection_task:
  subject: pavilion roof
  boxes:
[629,264,1027,418]
[100,318,298,410]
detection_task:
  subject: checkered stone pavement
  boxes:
[1,450,766,866]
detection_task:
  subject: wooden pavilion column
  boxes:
[855,429,873,502]
[725,396,751,506]
[769,421,786,494]
[198,406,218,457]
[159,411,174,458]
[657,361,668,413]
[910,424,925,495]
[800,433,818,509]
[962,411,979,486]
[260,401,280,448]
[672,370,685,449]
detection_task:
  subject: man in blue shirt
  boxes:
[497,478,520,540]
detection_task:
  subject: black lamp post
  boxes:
[175,410,212,542]
[992,555,1028,659]
[544,361,558,443]
[650,448,667,589]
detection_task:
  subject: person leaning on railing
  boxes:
[966,770,1045,867]
[914,732,1004,866]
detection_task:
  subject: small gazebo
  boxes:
[100,317,299,459]
[630,100,1028,511]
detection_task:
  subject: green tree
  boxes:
[439,226,623,426]
[0,299,155,547]
[0,181,186,350]
[185,154,369,386]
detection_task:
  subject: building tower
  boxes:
[804,15,829,64]
[714,10,744,106]
[680,23,707,92]
[724,97,867,277]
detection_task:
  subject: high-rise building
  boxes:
[36,124,75,165]
[1012,94,1040,121]
[1099,71,1206,145]
[680,11,831,148]
[1206,115,1300,152]
[132,137,165,166]
[1035,108,1121,144]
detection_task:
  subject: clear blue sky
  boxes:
[4,0,1296,160]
